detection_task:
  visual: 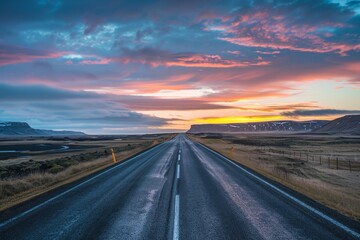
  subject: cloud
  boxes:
[118,47,269,68]
[282,109,360,116]
[0,43,65,66]
[0,0,232,34]
[219,36,360,55]
[0,0,359,133]
[204,0,360,55]
[228,103,320,112]
[116,95,234,111]
[0,84,171,133]
[256,51,280,55]
[67,113,168,127]
[80,58,112,65]
[227,50,240,55]
[0,103,170,133]
[0,83,98,101]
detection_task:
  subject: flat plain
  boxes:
[0,134,174,210]
[188,133,360,221]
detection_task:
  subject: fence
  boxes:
[252,147,360,172]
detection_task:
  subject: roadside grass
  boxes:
[0,157,111,210]
[188,134,360,221]
[0,135,174,211]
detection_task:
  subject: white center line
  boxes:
[176,164,180,179]
[173,194,180,240]
[172,149,181,240]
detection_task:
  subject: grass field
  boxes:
[0,134,175,211]
[188,133,360,221]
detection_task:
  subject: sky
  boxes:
[0,0,359,134]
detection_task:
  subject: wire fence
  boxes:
[252,147,360,172]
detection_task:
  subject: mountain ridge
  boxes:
[0,122,86,136]
[187,120,329,134]
[313,115,360,134]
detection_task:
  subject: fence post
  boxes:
[336,157,339,170]
[320,156,322,165]
[328,156,330,168]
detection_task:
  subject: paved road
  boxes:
[0,134,359,239]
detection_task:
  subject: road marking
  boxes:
[199,143,360,239]
[173,194,180,240]
[0,142,167,229]
[176,164,180,179]
[172,150,181,240]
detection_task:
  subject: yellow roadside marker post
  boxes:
[111,148,117,163]
[230,145,234,160]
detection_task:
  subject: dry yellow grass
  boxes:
[0,157,111,210]
[0,135,175,211]
[188,134,360,221]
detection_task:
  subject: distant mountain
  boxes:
[312,115,360,134]
[187,120,329,134]
[0,122,86,136]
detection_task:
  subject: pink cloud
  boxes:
[204,11,360,55]
[256,50,280,55]
[0,44,66,66]
[117,48,269,68]
[164,54,269,68]
[116,96,233,111]
[220,37,360,56]
[227,50,241,55]
[80,58,112,65]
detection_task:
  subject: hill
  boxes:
[187,120,328,134]
[0,122,86,136]
[313,115,360,134]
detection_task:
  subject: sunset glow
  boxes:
[194,116,284,125]
[0,0,359,133]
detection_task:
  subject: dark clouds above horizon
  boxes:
[0,0,359,133]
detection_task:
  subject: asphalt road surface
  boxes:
[1,134,359,240]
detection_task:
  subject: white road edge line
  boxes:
[0,142,167,229]
[200,143,360,239]
[173,194,180,240]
